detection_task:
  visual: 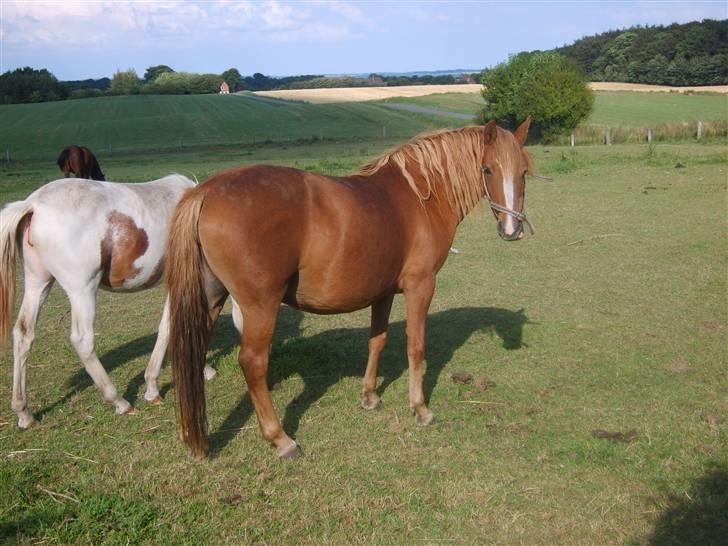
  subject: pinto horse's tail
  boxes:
[167,187,211,459]
[0,201,33,345]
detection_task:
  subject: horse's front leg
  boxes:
[68,286,134,415]
[361,294,394,410]
[404,276,436,426]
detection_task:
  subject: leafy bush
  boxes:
[480,52,594,141]
[109,69,141,95]
[144,71,222,94]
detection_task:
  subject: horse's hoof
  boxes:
[123,406,137,416]
[18,414,36,429]
[147,396,163,406]
[415,411,435,427]
[203,366,217,381]
[277,443,303,460]
[360,394,383,411]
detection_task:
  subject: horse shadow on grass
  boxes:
[209,305,529,457]
[644,462,728,546]
[34,303,299,421]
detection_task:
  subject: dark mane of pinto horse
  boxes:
[166,120,534,459]
[56,145,105,180]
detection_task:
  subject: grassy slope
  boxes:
[0,140,726,544]
[0,94,467,162]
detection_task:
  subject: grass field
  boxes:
[0,94,726,544]
[0,94,467,162]
[378,90,728,127]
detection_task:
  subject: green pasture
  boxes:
[0,94,467,162]
[1,93,727,544]
[1,135,726,544]
[377,90,728,127]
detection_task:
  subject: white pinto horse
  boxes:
[0,175,240,429]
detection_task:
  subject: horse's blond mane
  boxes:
[355,126,487,218]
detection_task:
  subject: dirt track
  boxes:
[254,82,727,104]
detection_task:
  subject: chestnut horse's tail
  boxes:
[167,187,211,459]
[0,200,33,345]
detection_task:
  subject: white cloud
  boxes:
[0,0,368,49]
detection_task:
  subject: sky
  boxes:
[1,0,726,80]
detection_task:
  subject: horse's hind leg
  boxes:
[143,293,220,404]
[239,304,300,459]
[361,294,394,411]
[12,251,54,428]
[67,287,133,415]
[143,296,170,404]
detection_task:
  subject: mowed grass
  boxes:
[0,94,467,161]
[376,90,728,127]
[0,139,726,544]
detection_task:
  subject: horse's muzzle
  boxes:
[497,219,523,241]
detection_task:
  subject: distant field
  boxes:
[254,84,483,103]
[375,91,728,128]
[256,83,727,104]
[588,91,728,126]
[2,89,725,168]
[0,94,468,161]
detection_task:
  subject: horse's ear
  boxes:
[514,116,532,146]
[484,120,498,145]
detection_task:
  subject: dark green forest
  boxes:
[556,19,727,85]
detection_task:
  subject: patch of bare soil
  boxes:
[591,429,640,443]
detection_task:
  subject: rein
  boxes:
[481,167,535,235]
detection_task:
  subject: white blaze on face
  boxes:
[496,159,517,235]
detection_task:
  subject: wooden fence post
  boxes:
[570,133,575,147]
[647,128,653,144]
[697,121,703,140]
[605,127,612,146]
[5,149,9,162]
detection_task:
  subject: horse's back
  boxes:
[22,176,193,291]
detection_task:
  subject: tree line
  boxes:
[0,65,477,105]
[555,18,727,86]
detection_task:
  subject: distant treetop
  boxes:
[555,19,727,86]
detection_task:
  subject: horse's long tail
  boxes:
[0,201,33,345]
[167,187,211,459]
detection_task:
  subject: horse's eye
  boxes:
[483,166,493,176]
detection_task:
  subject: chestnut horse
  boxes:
[167,118,535,460]
[0,175,224,429]
[57,145,105,180]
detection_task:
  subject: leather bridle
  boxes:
[481,166,535,235]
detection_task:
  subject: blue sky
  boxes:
[1,1,726,80]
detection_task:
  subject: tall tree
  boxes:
[143,65,174,83]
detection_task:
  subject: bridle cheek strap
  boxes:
[481,167,535,235]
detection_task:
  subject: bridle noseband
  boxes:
[481,166,535,235]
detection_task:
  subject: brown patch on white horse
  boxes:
[100,211,149,289]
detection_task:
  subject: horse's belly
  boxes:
[284,266,399,314]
